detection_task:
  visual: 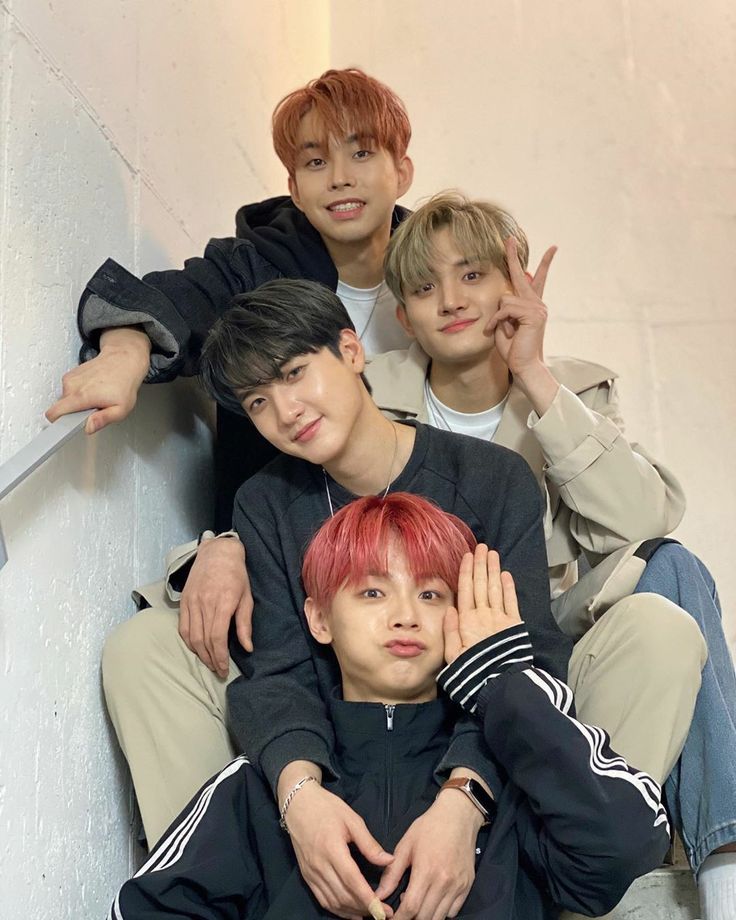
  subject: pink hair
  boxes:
[302,493,477,608]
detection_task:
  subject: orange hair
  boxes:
[272,69,411,176]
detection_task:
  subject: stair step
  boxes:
[560,866,700,920]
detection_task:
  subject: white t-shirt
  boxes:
[424,377,509,442]
[336,280,410,356]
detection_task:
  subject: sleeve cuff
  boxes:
[258,730,339,797]
[438,623,533,714]
[80,294,180,379]
[528,385,622,485]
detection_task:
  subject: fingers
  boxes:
[530,245,557,298]
[442,607,462,665]
[375,845,411,900]
[501,571,521,623]
[504,236,529,294]
[455,553,474,616]
[235,591,254,654]
[204,606,232,678]
[85,405,127,433]
[179,599,217,672]
[472,544,489,610]
[486,548,503,613]
[351,818,394,868]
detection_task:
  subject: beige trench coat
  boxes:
[365,344,686,639]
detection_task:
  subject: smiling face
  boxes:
[305,538,452,704]
[238,332,369,467]
[287,109,413,252]
[398,226,513,367]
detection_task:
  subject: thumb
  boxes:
[375,846,411,900]
[443,606,462,664]
[235,591,254,653]
[86,406,124,433]
[350,819,394,868]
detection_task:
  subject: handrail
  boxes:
[0,409,93,570]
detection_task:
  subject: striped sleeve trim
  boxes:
[438,623,533,713]
[523,668,670,835]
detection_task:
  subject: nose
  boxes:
[327,152,355,190]
[388,597,421,630]
[439,280,467,315]
[272,388,304,427]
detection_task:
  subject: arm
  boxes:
[46,237,279,429]
[439,549,670,917]
[487,237,685,555]
[526,374,686,556]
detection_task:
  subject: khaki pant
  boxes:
[103,591,706,848]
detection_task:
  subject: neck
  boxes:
[428,351,510,413]
[323,401,414,496]
[325,225,391,289]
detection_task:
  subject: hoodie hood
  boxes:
[234,195,411,290]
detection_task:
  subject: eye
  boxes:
[305,157,326,169]
[360,587,384,599]
[463,270,483,282]
[245,396,265,414]
[285,365,306,381]
[413,281,435,296]
[419,590,442,601]
[354,148,373,160]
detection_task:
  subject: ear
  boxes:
[395,155,414,200]
[304,597,333,645]
[338,329,366,373]
[288,174,304,212]
[395,303,417,340]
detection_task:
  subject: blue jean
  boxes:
[634,543,736,872]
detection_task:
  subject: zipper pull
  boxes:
[385,704,395,731]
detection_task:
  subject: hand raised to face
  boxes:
[443,545,521,665]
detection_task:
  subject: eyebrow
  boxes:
[299,133,373,152]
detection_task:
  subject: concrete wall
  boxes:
[331,0,736,649]
[1,2,733,917]
[0,2,327,916]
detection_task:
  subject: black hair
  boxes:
[199,278,356,415]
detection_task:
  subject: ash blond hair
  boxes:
[384,191,529,304]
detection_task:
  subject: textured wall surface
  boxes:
[1,2,734,917]
[0,1,327,916]
[331,0,736,650]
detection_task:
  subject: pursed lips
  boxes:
[385,638,427,658]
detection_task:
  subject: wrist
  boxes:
[99,326,151,377]
[438,774,495,828]
[513,362,559,416]
[277,760,323,806]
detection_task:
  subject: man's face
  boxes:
[239,332,366,467]
[399,227,512,366]
[305,539,452,704]
[288,109,413,250]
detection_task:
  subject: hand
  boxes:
[284,780,394,919]
[46,326,151,433]
[443,545,521,665]
[179,536,253,676]
[374,792,482,919]
[485,237,556,381]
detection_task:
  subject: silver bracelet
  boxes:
[279,775,318,831]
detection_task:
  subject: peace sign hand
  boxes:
[443,545,522,666]
[484,237,557,379]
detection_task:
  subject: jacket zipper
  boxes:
[384,705,395,838]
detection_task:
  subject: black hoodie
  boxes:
[77,197,410,527]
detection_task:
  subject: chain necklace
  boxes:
[323,421,398,518]
[423,377,455,432]
[339,279,384,343]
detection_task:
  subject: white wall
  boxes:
[1,2,734,916]
[0,2,327,916]
[330,0,736,649]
